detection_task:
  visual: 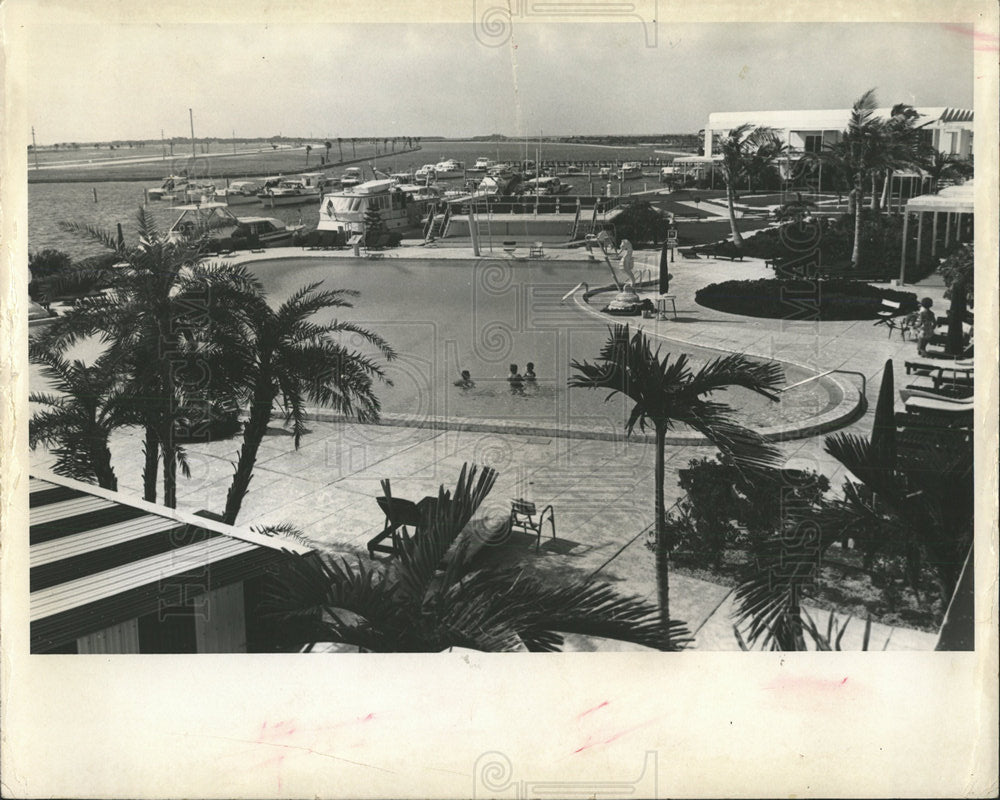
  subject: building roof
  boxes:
[29,473,312,652]
[707,107,974,131]
[906,180,975,213]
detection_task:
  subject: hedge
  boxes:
[695,278,919,321]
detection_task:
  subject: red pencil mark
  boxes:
[577,700,610,719]
[360,712,375,722]
[940,23,1000,51]
[765,675,851,693]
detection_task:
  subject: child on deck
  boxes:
[454,370,475,390]
[524,362,537,385]
[917,297,937,357]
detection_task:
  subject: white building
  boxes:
[703,106,974,161]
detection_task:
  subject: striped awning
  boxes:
[29,475,312,653]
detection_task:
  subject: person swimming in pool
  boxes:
[508,364,525,395]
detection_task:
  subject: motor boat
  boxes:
[146,175,189,201]
[214,180,264,206]
[414,164,437,182]
[618,162,643,180]
[522,176,571,196]
[470,157,496,172]
[166,202,305,247]
[433,160,465,179]
[339,167,364,188]
[258,173,329,207]
[316,178,440,238]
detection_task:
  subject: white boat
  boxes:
[433,160,465,179]
[414,163,437,182]
[258,173,329,207]
[339,167,364,188]
[618,162,643,180]
[214,180,264,206]
[166,202,305,247]
[146,175,189,201]
[470,157,496,172]
[316,178,440,238]
[522,176,571,196]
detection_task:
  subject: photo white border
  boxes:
[2,1,997,797]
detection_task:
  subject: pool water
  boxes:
[246,258,837,434]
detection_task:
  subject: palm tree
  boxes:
[569,325,784,640]
[40,207,261,507]
[266,464,693,651]
[717,124,787,247]
[324,140,332,163]
[305,144,312,165]
[819,89,890,267]
[336,137,344,163]
[29,345,135,490]
[350,138,356,158]
[221,282,395,524]
[877,103,923,210]
[920,149,973,193]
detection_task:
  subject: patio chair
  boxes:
[509,498,555,552]
[529,241,545,258]
[872,299,913,339]
[367,478,438,558]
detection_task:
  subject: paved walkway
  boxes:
[30,244,945,651]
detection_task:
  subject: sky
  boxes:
[19,20,976,143]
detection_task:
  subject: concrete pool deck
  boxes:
[29,243,947,650]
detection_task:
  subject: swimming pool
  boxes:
[246,257,840,436]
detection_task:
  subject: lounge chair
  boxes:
[529,241,545,258]
[367,480,438,558]
[904,358,973,380]
[903,394,974,426]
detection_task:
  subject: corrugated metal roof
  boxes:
[28,474,313,651]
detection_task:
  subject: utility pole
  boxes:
[31,126,40,170]
[189,108,196,161]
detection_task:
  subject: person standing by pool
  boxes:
[508,364,525,395]
[524,362,537,393]
[916,297,937,357]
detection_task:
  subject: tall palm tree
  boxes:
[717,124,787,248]
[221,282,395,524]
[569,325,784,640]
[819,89,890,267]
[40,208,261,506]
[266,464,693,651]
[29,345,136,490]
[305,144,312,165]
[350,138,357,158]
[877,103,923,210]
[324,140,332,163]
[336,137,344,162]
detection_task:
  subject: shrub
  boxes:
[695,278,919,321]
[662,457,831,568]
[612,200,671,246]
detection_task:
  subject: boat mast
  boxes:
[189,108,196,173]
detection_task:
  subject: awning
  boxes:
[905,181,975,214]
[28,474,313,652]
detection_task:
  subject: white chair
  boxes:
[656,295,678,320]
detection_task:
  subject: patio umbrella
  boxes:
[658,239,672,294]
[870,359,896,466]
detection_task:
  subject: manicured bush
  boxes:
[695,278,919,321]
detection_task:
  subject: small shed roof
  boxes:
[29,474,313,652]
[906,180,975,214]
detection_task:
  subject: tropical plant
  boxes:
[612,200,669,246]
[37,207,262,507]
[305,144,312,165]
[717,124,787,247]
[874,103,923,211]
[28,344,137,490]
[336,137,344,162]
[920,149,974,193]
[265,464,693,652]
[734,360,973,649]
[937,243,974,355]
[812,90,893,267]
[569,325,784,641]
[324,140,332,162]
[221,282,395,524]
